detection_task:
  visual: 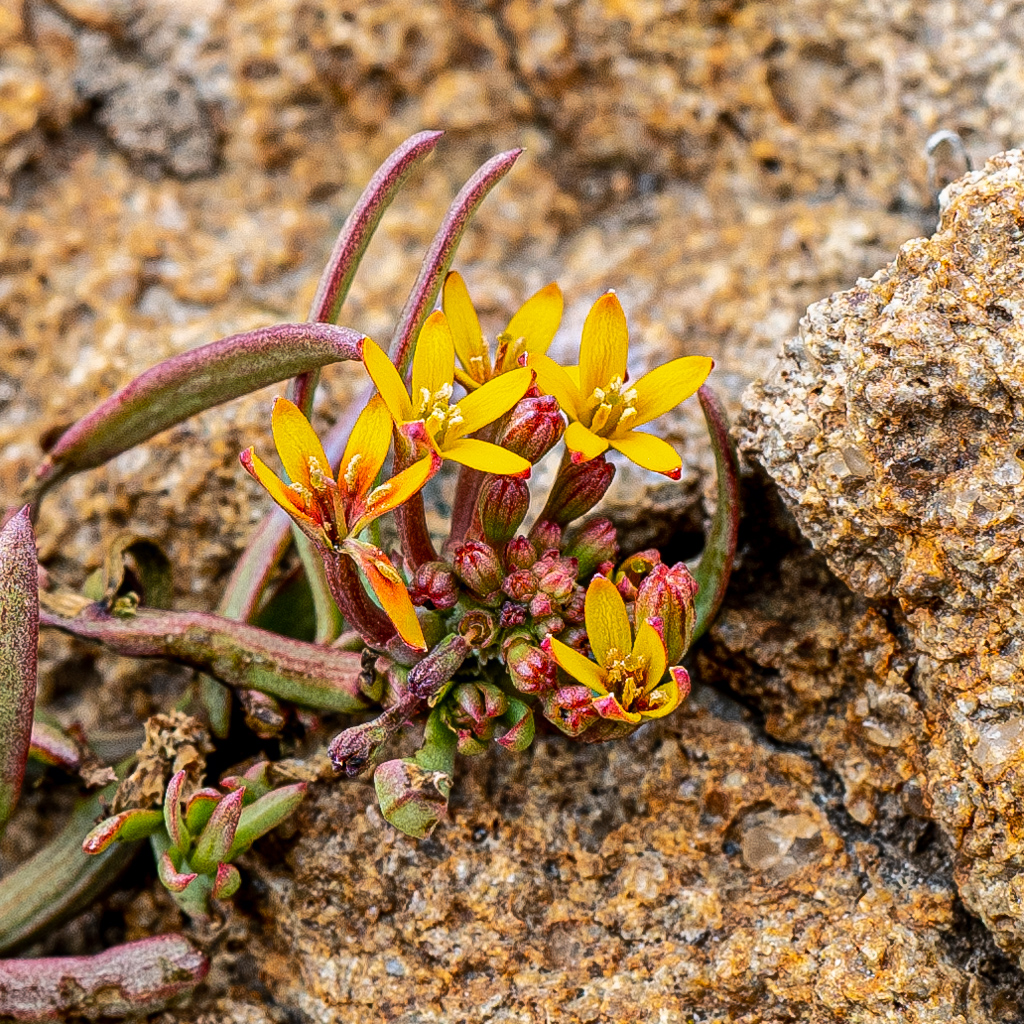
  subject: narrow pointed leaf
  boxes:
[162,770,190,854]
[691,386,741,642]
[191,789,244,874]
[184,788,222,834]
[227,782,307,860]
[0,507,38,833]
[82,809,164,854]
[40,605,368,713]
[211,861,242,900]
[28,717,81,771]
[390,149,523,377]
[496,699,535,752]
[25,323,365,502]
[156,851,198,894]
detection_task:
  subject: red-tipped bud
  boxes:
[496,395,565,463]
[539,456,615,526]
[537,561,576,601]
[505,535,538,570]
[562,587,586,623]
[529,592,554,618]
[450,681,509,732]
[478,476,530,547]
[499,601,528,628]
[410,561,459,610]
[635,562,699,664]
[532,612,565,637]
[452,541,504,598]
[540,685,600,737]
[407,633,472,701]
[502,568,537,602]
[458,608,499,649]
[563,517,619,578]
[504,637,558,693]
[528,519,563,552]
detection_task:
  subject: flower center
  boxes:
[587,376,638,437]
[417,383,464,443]
[288,455,343,545]
[604,646,648,711]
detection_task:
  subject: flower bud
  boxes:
[497,395,565,463]
[505,535,537,570]
[635,562,699,664]
[458,608,499,650]
[407,632,472,701]
[540,685,600,737]
[528,519,562,552]
[539,456,615,526]
[537,560,576,601]
[563,517,619,578]
[410,561,459,610]
[450,681,509,731]
[504,637,558,693]
[478,476,530,546]
[562,587,586,624]
[499,601,527,628]
[452,541,504,598]
[502,568,537,602]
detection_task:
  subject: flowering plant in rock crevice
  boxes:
[0,133,739,1017]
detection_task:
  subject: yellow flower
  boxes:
[362,309,535,477]
[542,576,687,725]
[241,395,435,651]
[528,291,713,479]
[442,270,563,391]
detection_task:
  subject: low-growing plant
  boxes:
[0,132,739,1017]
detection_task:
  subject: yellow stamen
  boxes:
[585,375,639,437]
[343,453,362,491]
[603,646,649,713]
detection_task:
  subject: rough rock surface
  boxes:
[742,149,1024,962]
[4,0,1024,1020]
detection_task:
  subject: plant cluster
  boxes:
[0,133,738,1018]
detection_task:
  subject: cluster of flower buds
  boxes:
[82,763,306,918]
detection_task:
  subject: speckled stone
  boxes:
[742,149,1024,962]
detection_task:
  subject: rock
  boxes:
[741,149,1024,961]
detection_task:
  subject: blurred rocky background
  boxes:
[4,0,1024,1020]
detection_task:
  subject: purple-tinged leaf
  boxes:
[0,507,37,833]
[0,793,138,954]
[290,129,444,415]
[211,861,241,901]
[24,322,365,502]
[227,782,306,860]
[162,769,190,854]
[28,717,81,771]
[691,386,741,643]
[191,788,244,874]
[82,808,164,854]
[40,605,368,713]
[157,850,198,894]
[0,933,208,1021]
[389,148,522,378]
[184,788,222,834]
[496,698,535,753]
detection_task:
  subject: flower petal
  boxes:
[544,635,608,694]
[442,437,531,478]
[349,452,441,536]
[503,282,563,360]
[411,310,456,404]
[528,354,582,420]
[443,271,490,384]
[342,539,426,652]
[579,291,629,401]
[592,693,642,724]
[632,620,667,695]
[363,337,414,422]
[626,356,715,430]
[608,431,682,479]
[564,420,609,463]
[271,397,331,489]
[638,678,680,720]
[584,575,632,665]
[450,366,534,439]
[340,394,393,502]
[240,448,316,527]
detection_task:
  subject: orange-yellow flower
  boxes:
[362,309,535,478]
[240,395,435,651]
[542,576,687,725]
[527,291,713,479]
[442,270,563,390]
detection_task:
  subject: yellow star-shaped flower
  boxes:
[528,291,713,479]
[241,395,434,651]
[362,309,535,478]
[543,576,687,725]
[442,270,563,390]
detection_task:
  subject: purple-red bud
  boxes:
[635,562,699,664]
[497,395,565,463]
[478,476,530,547]
[450,681,509,731]
[528,519,563,552]
[539,456,615,526]
[452,541,504,598]
[502,568,537,603]
[407,633,471,701]
[410,561,459,610]
[504,638,558,693]
[505,535,538,570]
[540,685,600,737]
[537,561,576,601]
[562,587,586,623]
[563,517,619,578]
[499,601,528,628]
